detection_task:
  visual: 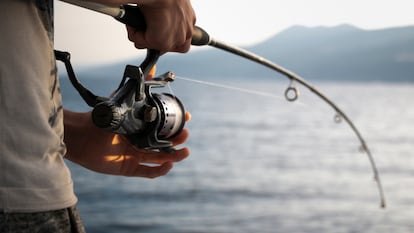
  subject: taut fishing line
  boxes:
[58,0,386,208]
[175,76,288,102]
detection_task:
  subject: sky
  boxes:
[55,0,414,66]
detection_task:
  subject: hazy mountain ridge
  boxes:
[75,24,414,82]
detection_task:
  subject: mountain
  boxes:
[73,24,414,82]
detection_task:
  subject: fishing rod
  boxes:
[58,0,386,208]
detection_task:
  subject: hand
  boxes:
[64,110,191,178]
[126,0,196,53]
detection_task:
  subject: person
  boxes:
[0,0,195,232]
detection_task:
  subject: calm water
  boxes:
[61,75,414,233]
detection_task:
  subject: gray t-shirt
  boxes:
[0,0,77,212]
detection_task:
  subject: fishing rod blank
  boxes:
[58,0,386,208]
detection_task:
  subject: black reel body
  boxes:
[92,66,185,150]
[56,49,186,151]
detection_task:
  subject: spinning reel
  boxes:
[55,49,186,151]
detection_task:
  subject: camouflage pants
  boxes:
[0,206,85,233]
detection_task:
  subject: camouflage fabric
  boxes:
[0,206,85,233]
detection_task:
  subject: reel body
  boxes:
[56,49,186,151]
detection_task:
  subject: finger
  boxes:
[139,147,190,164]
[173,22,194,53]
[130,162,173,178]
[126,26,147,48]
[171,128,190,146]
[185,112,191,122]
[173,37,192,53]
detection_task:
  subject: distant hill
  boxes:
[75,24,414,82]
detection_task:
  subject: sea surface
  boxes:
[60,74,414,233]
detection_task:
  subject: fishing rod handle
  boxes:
[118,5,211,46]
[61,0,123,17]
[61,0,211,46]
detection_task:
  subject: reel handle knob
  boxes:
[92,102,122,130]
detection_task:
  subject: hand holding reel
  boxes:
[56,49,186,151]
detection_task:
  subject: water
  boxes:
[60,75,414,233]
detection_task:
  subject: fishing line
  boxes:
[165,82,176,97]
[176,76,291,103]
